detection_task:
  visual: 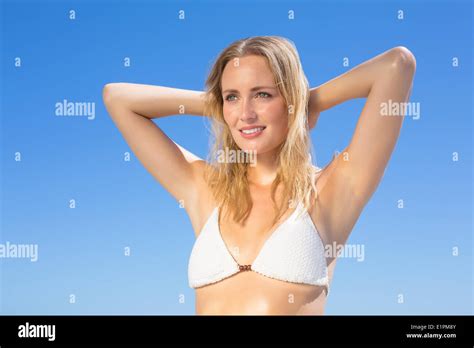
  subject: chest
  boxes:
[218,199,298,266]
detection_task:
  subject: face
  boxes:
[221,55,288,155]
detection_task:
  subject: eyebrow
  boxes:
[222,86,277,94]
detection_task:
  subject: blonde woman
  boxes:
[102,36,416,315]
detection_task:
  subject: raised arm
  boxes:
[307,47,416,244]
[102,83,208,210]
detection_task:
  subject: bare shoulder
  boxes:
[186,160,218,238]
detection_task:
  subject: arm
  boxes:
[308,47,414,128]
[102,83,208,210]
[308,47,416,244]
[104,82,207,119]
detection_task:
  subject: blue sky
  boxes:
[1,0,472,315]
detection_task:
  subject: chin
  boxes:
[234,142,275,156]
[231,131,284,155]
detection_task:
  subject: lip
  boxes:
[239,125,266,131]
[239,126,266,139]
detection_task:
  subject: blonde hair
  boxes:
[203,36,319,226]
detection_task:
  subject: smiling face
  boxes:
[221,55,289,155]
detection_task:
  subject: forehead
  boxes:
[221,55,275,90]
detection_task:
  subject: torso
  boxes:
[186,162,340,315]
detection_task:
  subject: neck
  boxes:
[246,149,279,186]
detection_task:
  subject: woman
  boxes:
[102,36,416,315]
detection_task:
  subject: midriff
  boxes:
[195,270,327,315]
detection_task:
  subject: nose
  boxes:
[240,98,257,122]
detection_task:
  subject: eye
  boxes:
[256,92,271,98]
[224,94,237,102]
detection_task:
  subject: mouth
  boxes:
[239,126,266,139]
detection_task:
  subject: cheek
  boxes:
[266,103,288,131]
[223,105,238,125]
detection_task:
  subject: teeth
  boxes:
[242,127,264,134]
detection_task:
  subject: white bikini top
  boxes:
[188,201,330,295]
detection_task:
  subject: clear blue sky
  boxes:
[1,0,472,315]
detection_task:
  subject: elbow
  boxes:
[102,82,129,107]
[388,46,417,74]
[102,83,119,106]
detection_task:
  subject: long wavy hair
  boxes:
[203,36,320,226]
